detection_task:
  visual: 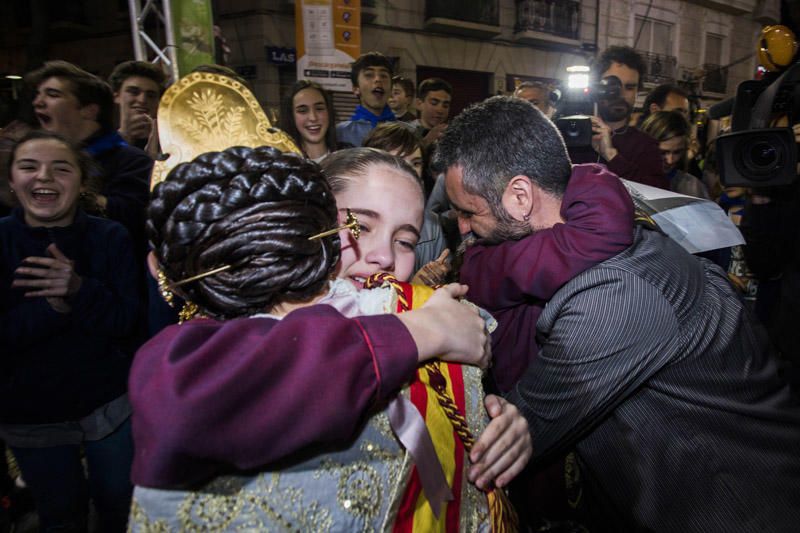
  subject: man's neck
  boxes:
[531,188,567,230]
[77,122,102,144]
[392,105,407,117]
[361,103,383,116]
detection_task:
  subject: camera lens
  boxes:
[749,142,777,168]
[736,136,785,180]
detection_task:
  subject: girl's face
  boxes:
[10,138,83,227]
[335,164,424,287]
[659,136,686,173]
[293,88,329,149]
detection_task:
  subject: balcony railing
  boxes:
[515,0,580,41]
[425,0,499,27]
[640,52,677,85]
[702,63,728,94]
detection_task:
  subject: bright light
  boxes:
[566,65,590,73]
[568,73,590,89]
[5,75,22,80]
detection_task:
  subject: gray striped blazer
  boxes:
[508,226,800,532]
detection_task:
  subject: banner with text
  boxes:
[295,0,361,92]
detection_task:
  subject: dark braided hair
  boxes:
[147,146,340,319]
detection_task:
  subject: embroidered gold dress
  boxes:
[129,279,492,532]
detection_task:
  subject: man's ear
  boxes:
[649,102,661,114]
[80,102,100,122]
[501,175,534,222]
[146,250,160,280]
[352,85,361,98]
[113,92,122,105]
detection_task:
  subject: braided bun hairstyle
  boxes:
[147,145,339,319]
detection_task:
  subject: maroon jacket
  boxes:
[459,164,635,392]
[569,126,667,189]
[130,306,417,488]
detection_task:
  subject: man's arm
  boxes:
[503,270,678,466]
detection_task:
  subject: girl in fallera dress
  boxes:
[129,146,527,532]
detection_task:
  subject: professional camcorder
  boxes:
[713,61,800,187]
[555,75,624,147]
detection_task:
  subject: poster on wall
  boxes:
[170,0,216,76]
[295,0,361,92]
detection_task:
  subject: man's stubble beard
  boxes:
[598,98,632,124]
[483,206,533,244]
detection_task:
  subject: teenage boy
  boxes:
[108,60,166,151]
[27,60,153,254]
[411,78,452,146]
[336,52,398,147]
[389,76,416,122]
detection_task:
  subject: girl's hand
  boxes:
[12,244,82,312]
[397,283,491,369]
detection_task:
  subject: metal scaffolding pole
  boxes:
[127,0,180,82]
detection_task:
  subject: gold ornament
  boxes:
[151,71,301,190]
[157,269,174,307]
[308,209,361,241]
[178,301,200,324]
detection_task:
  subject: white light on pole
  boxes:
[566,65,590,89]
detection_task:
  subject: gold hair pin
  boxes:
[308,208,360,241]
[171,264,233,288]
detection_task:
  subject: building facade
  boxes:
[0,0,785,124]
[218,0,781,119]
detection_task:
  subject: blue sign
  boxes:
[267,47,297,65]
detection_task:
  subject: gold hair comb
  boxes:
[308,208,360,241]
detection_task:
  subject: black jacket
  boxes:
[0,209,140,423]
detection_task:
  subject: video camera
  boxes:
[555,75,623,147]
[713,62,800,187]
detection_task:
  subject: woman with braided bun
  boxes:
[129,145,529,531]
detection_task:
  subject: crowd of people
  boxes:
[1,42,799,532]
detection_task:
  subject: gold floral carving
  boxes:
[151,72,300,189]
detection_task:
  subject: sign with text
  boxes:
[267,47,297,65]
[295,0,360,91]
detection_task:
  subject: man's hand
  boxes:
[422,123,447,147]
[119,110,154,144]
[397,283,490,369]
[468,395,532,490]
[144,118,161,159]
[590,116,618,161]
[411,249,450,286]
[12,244,82,312]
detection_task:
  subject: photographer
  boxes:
[741,129,800,387]
[717,30,800,386]
[569,46,668,189]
